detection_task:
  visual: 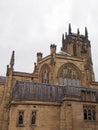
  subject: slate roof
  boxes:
[0,76,6,82]
[57,51,71,56]
[12,81,98,102]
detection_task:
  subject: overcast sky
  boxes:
[0,0,98,80]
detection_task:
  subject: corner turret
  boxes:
[50,44,56,54]
[37,52,43,63]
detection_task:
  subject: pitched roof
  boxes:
[12,81,98,102]
[0,76,6,82]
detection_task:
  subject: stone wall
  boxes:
[0,83,5,129]
[9,101,60,130]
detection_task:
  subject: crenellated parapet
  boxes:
[61,24,90,57]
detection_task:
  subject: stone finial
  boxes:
[6,65,9,76]
[77,28,80,35]
[37,52,42,62]
[85,27,88,39]
[10,50,15,68]
[65,32,67,38]
[62,34,64,43]
[34,62,37,71]
[68,23,71,34]
[50,44,56,54]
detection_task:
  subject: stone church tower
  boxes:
[0,24,98,130]
[61,24,95,84]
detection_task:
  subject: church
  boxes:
[0,24,98,130]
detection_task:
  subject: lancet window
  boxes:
[31,111,36,125]
[73,44,77,56]
[18,111,24,125]
[58,63,80,86]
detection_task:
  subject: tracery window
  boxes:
[58,63,80,86]
[40,64,50,84]
[83,105,96,121]
[31,111,36,125]
[18,111,24,125]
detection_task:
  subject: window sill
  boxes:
[16,124,24,127]
[84,120,96,122]
[30,124,37,127]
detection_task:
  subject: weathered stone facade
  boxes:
[0,24,98,130]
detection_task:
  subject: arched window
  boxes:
[40,64,50,84]
[73,44,77,56]
[92,109,96,120]
[31,111,36,125]
[84,109,87,120]
[58,63,81,86]
[83,105,96,121]
[18,111,24,125]
[88,109,91,120]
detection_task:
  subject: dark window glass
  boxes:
[83,106,96,121]
[92,110,96,120]
[18,111,24,125]
[31,112,36,125]
[84,109,87,120]
[88,110,91,120]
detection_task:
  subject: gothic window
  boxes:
[83,105,96,121]
[84,109,87,120]
[58,63,80,86]
[88,109,92,120]
[92,110,96,120]
[40,64,50,84]
[31,111,36,125]
[81,43,87,54]
[73,44,77,56]
[92,92,96,102]
[59,77,63,85]
[18,111,24,125]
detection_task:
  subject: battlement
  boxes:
[61,24,91,57]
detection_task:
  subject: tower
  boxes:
[61,24,95,82]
